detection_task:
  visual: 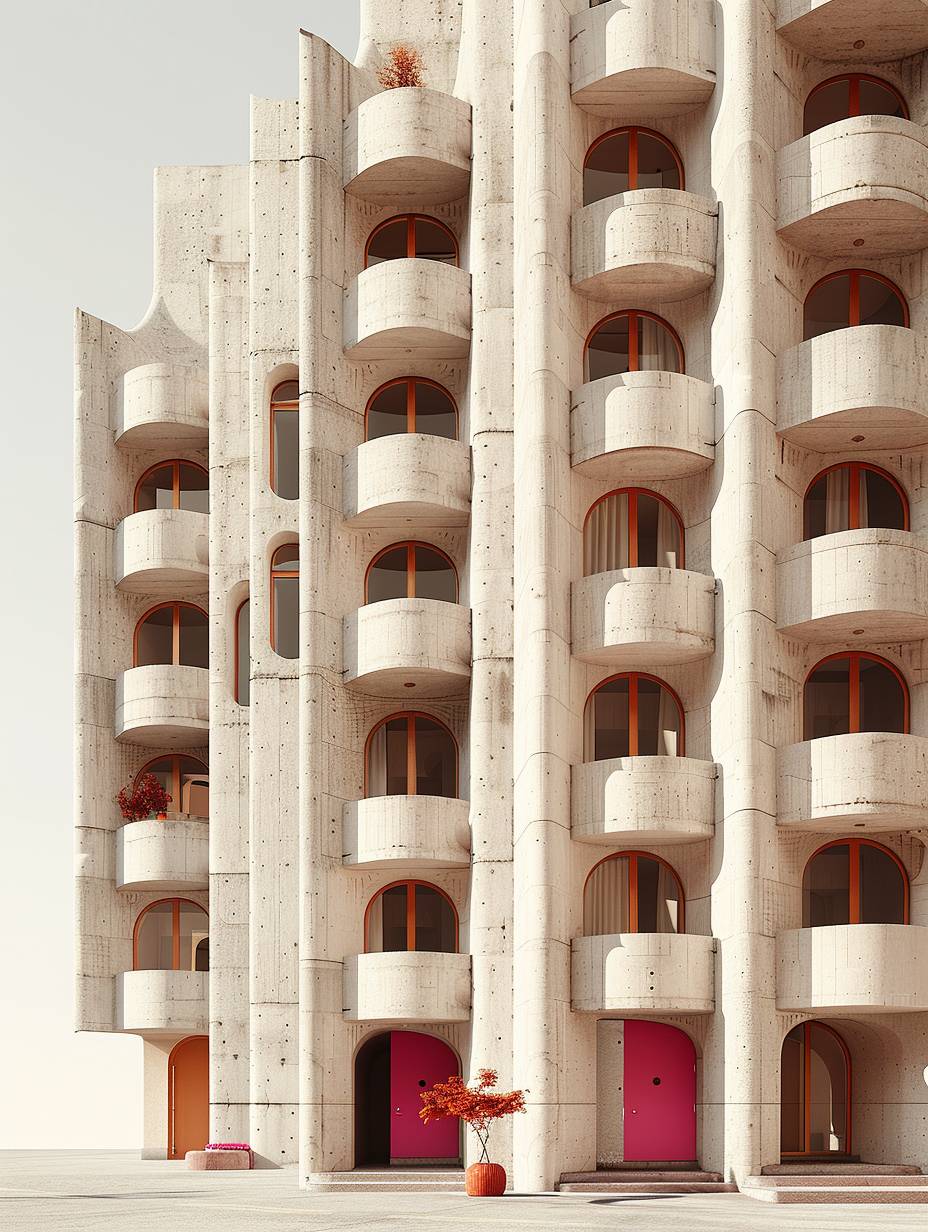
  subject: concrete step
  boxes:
[762,1162,922,1176]
[743,1181,928,1205]
[305,1168,465,1193]
[751,1173,925,1188]
[557,1170,736,1194]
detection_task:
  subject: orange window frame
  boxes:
[583,850,686,933]
[583,487,686,569]
[234,597,250,705]
[134,755,208,808]
[364,214,459,268]
[363,711,459,798]
[270,545,299,656]
[364,376,459,440]
[804,650,910,737]
[782,1020,853,1158]
[364,542,459,603]
[133,601,208,667]
[132,897,208,971]
[804,837,910,925]
[584,309,685,378]
[585,671,686,758]
[134,459,208,513]
[584,126,685,192]
[805,73,909,126]
[363,879,460,953]
[804,269,909,332]
[269,380,299,498]
[803,462,909,539]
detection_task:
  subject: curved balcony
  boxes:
[777,529,928,643]
[115,665,209,747]
[572,191,717,303]
[116,819,209,892]
[777,118,928,259]
[777,326,928,452]
[116,970,208,1035]
[343,951,471,1023]
[343,796,470,869]
[344,87,471,207]
[571,370,714,481]
[115,510,209,596]
[572,568,715,668]
[343,435,470,530]
[572,756,715,845]
[777,925,928,1013]
[344,600,471,699]
[776,0,928,62]
[116,363,208,449]
[344,261,471,361]
[570,0,716,119]
[572,932,714,1014]
[778,732,928,832]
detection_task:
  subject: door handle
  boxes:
[394,1107,402,1114]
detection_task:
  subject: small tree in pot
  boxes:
[117,773,172,822]
[419,1068,525,1197]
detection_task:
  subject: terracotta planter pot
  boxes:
[465,1162,506,1196]
[156,812,168,820]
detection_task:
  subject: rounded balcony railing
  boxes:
[115,666,209,747]
[116,819,209,892]
[344,261,471,360]
[342,796,470,869]
[342,951,471,1022]
[777,924,928,1013]
[116,363,208,449]
[115,510,209,595]
[572,756,715,845]
[343,435,470,530]
[572,932,715,1014]
[116,969,208,1035]
[343,600,471,699]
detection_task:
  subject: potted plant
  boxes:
[419,1068,525,1197]
[117,773,172,822]
[377,44,425,89]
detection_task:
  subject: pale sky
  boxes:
[0,0,359,1149]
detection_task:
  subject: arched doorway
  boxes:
[781,1021,851,1157]
[168,1035,209,1160]
[355,1031,461,1166]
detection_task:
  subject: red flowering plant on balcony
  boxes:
[377,44,426,89]
[117,773,172,822]
[419,1068,525,1166]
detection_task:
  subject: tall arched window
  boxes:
[270,380,299,500]
[585,311,684,382]
[804,652,908,739]
[583,127,684,206]
[365,543,458,604]
[365,713,457,798]
[583,851,684,935]
[803,838,908,927]
[781,1021,850,1156]
[365,378,458,441]
[804,74,907,137]
[584,488,684,575]
[270,545,299,659]
[235,598,250,705]
[365,881,458,953]
[803,463,908,540]
[803,270,908,340]
[135,755,209,818]
[365,215,458,267]
[134,899,209,971]
[135,461,209,513]
[584,673,684,761]
[134,602,208,668]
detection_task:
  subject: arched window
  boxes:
[365,378,458,441]
[135,461,209,514]
[134,602,208,669]
[583,127,684,206]
[135,755,209,818]
[365,215,458,268]
[583,852,684,935]
[134,899,209,971]
[270,545,299,659]
[803,270,908,340]
[803,838,908,927]
[585,311,684,382]
[235,598,250,705]
[270,380,299,500]
[584,673,684,761]
[365,543,458,604]
[804,652,908,739]
[365,713,457,798]
[781,1021,850,1156]
[365,881,458,953]
[804,74,907,137]
[584,488,684,575]
[803,463,908,540]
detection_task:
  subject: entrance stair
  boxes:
[742,1162,928,1204]
[557,1162,736,1195]
[305,1167,465,1193]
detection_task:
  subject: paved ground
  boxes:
[1,1151,925,1231]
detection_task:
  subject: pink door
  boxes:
[389,1031,460,1161]
[623,1020,696,1161]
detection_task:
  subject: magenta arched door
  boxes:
[624,1020,696,1161]
[390,1031,460,1161]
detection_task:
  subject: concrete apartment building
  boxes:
[74,0,928,1203]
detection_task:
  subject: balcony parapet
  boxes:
[343,796,470,869]
[572,932,715,1014]
[343,435,471,530]
[344,599,471,699]
[116,363,208,449]
[777,924,928,1013]
[344,261,471,360]
[115,510,209,596]
[116,819,209,892]
[116,969,208,1035]
[343,951,471,1023]
[572,756,715,846]
[115,665,209,747]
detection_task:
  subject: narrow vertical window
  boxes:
[270,546,299,659]
[270,380,299,500]
[235,598,250,705]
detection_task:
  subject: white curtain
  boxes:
[656,686,680,756]
[656,501,680,568]
[367,894,384,952]
[584,493,629,576]
[655,862,681,933]
[584,857,630,935]
[638,315,681,372]
[367,725,387,796]
[824,467,850,534]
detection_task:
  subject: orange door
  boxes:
[169,1035,209,1159]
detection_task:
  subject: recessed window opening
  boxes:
[584,311,684,382]
[365,215,458,267]
[583,127,683,205]
[270,380,299,500]
[134,602,208,669]
[135,461,209,514]
[583,851,684,935]
[365,378,458,441]
[365,713,457,798]
[134,899,209,971]
[803,74,907,136]
[584,673,684,761]
[803,463,908,540]
[584,488,684,574]
[135,755,209,818]
[803,838,908,927]
[235,598,250,705]
[365,881,458,953]
[270,545,299,659]
[803,652,908,739]
[365,543,458,604]
[803,270,908,340]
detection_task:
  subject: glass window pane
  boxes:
[413,547,456,602]
[272,408,299,500]
[637,316,681,372]
[177,465,209,513]
[236,600,250,706]
[136,607,174,666]
[273,578,299,659]
[273,380,299,402]
[414,381,456,439]
[862,469,905,530]
[805,658,850,738]
[804,78,850,134]
[583,856,631,935]
[636,132,681,190]
[136,901,174,970]
[178,757,209,818]
[584,491,630,575]
[637,678,679,756]
[804,274,851,339]
[415,718,456,797]
[858,657,905,733]
[273,545,299,569]
[587,316,630,382]
[179,903,209,971]
[384,718,411,795]
[178,607,208,669]
[808,1025,848,1154]
[636,856,681,933]
[367,382,408,440]
[635,494,681,568]
[414,884,456,952]
[858,275,906,328]
[591,678,630,760]
[367,547,409,604]
[414,218,456,263]
[858,78,905,119]
[136,465,174,512]
[804,844,850,927]
[805,468,851,539]
[380,885,409,951]
[781,1027,805,1153]
[367,219,407,264]
[859,843,905,924]
[583,131,630,205]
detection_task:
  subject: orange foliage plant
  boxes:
[419,1069,526,1164]
[377,44,426,89]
